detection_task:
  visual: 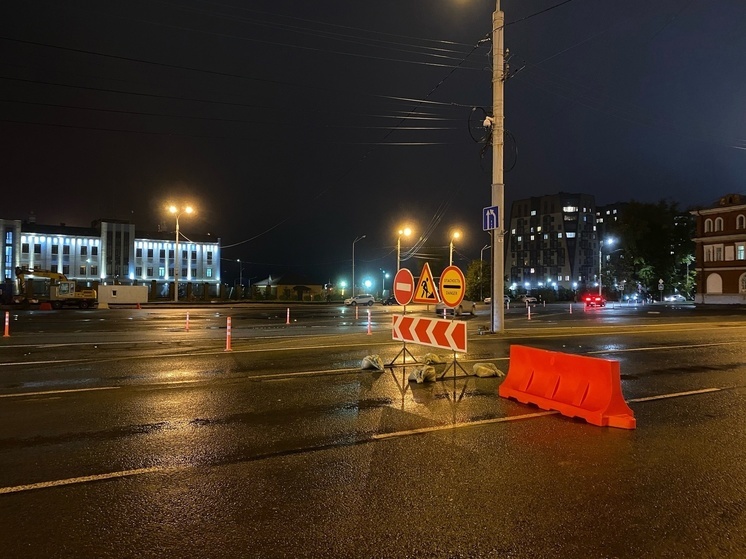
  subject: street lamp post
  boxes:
[352,235,366,297]
[598,238,615,295]
[449,230,461,267]
[380,269,389,298]
[168,205,194,302]
[480,243,491,301]
[490,0,506,333]
[396,227,412,271]
[237,259,243,298]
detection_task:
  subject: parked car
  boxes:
[582,294,606,307]
[344,294,375,306]
[435,300,477,316]
[381,294,398,305]
[517,295,537,304]
[485,295,511,305]
[664,294,687,302]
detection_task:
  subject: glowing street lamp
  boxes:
[168,204,194,302]
[397,226,412,271]
[599,237,616,296]
[449,230,461,266]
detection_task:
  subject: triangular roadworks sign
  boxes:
[412,262,440,304]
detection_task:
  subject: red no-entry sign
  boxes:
[393,268,415,305]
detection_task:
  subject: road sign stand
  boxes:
[438,350,470,380]
[386,306,418,367]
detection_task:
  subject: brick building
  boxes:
[691,193,746,304]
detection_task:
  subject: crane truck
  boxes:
[15,266,97,309]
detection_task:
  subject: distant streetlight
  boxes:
[397,227,412,271]
[168,204,194,302]
[449,230,461,267]
[480,244,491,301]
[339,280,347,297]
[380,269,390,297]
[599,237,616,296]
[352,235,366,297]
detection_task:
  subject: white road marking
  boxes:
[0,466,183,495]
[0,387,120,399]
[627,387,721,403]
[0,385,728,495]
[372,410,559,440]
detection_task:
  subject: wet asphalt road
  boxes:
[0,302,745,558]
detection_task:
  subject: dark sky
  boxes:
[2,0,745,285]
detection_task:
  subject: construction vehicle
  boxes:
[15,266,97,309]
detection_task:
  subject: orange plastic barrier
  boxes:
[498,345,636,429]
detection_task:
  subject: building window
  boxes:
[136,248,142,258]
[159,249,166,258]
[207,251,213,264]
[715,217,724,232]
[91,266,98,276]
[704,218,713,233]
[22,243,29,254]
[91,246,98,256]
[737,243,746,260]
[191,267,197,277]
[715,245,723,261]
[63,265,70,275]
[80,246,87,256]
[704,246,714,262]
[51,244,59,255]
[158,267,165,278]
[147,267,154,276]
[206,268,212,278]
[79,265,87,275]
[740,274,746,293]
[63,245,70,255]
[566,232,576,238]
[147,248,154,258]
[136,266,142,276]
[34,244,41,254]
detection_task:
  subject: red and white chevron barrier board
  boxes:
[391,314,467,352]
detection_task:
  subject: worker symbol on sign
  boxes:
[413,262,440,304]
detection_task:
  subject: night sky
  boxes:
[2,1,745,285]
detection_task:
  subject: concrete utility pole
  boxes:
[491,1,506,333]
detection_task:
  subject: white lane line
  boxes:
[372,411,559,440]
[0,359,84,367]
[588,341,744,354]
[0,387,120,399]
[627,387,721,403]
[0,465,183,495]
[0,386,727,494]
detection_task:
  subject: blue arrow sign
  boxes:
[483,205,499,231]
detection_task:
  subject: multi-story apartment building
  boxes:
[506,192,598,291]
[0,217,221,300]
[691,193,746,304]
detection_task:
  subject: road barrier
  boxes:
[3,311,9,337]
[498,345,636,429]
[185,312,190,332]
[367,309,372,335]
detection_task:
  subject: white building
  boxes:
[0,218,221,300]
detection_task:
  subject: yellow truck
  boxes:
[15,267,97,309]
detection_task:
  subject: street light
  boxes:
[480,244,491,301]
[489,0,506,333]
[449,230,461,266]
[397,227,412,271]
[168,204,194,302]
[237,259,243,298]
[352,235,366,297]
[598,238,616,295]
[380,269,390,297]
